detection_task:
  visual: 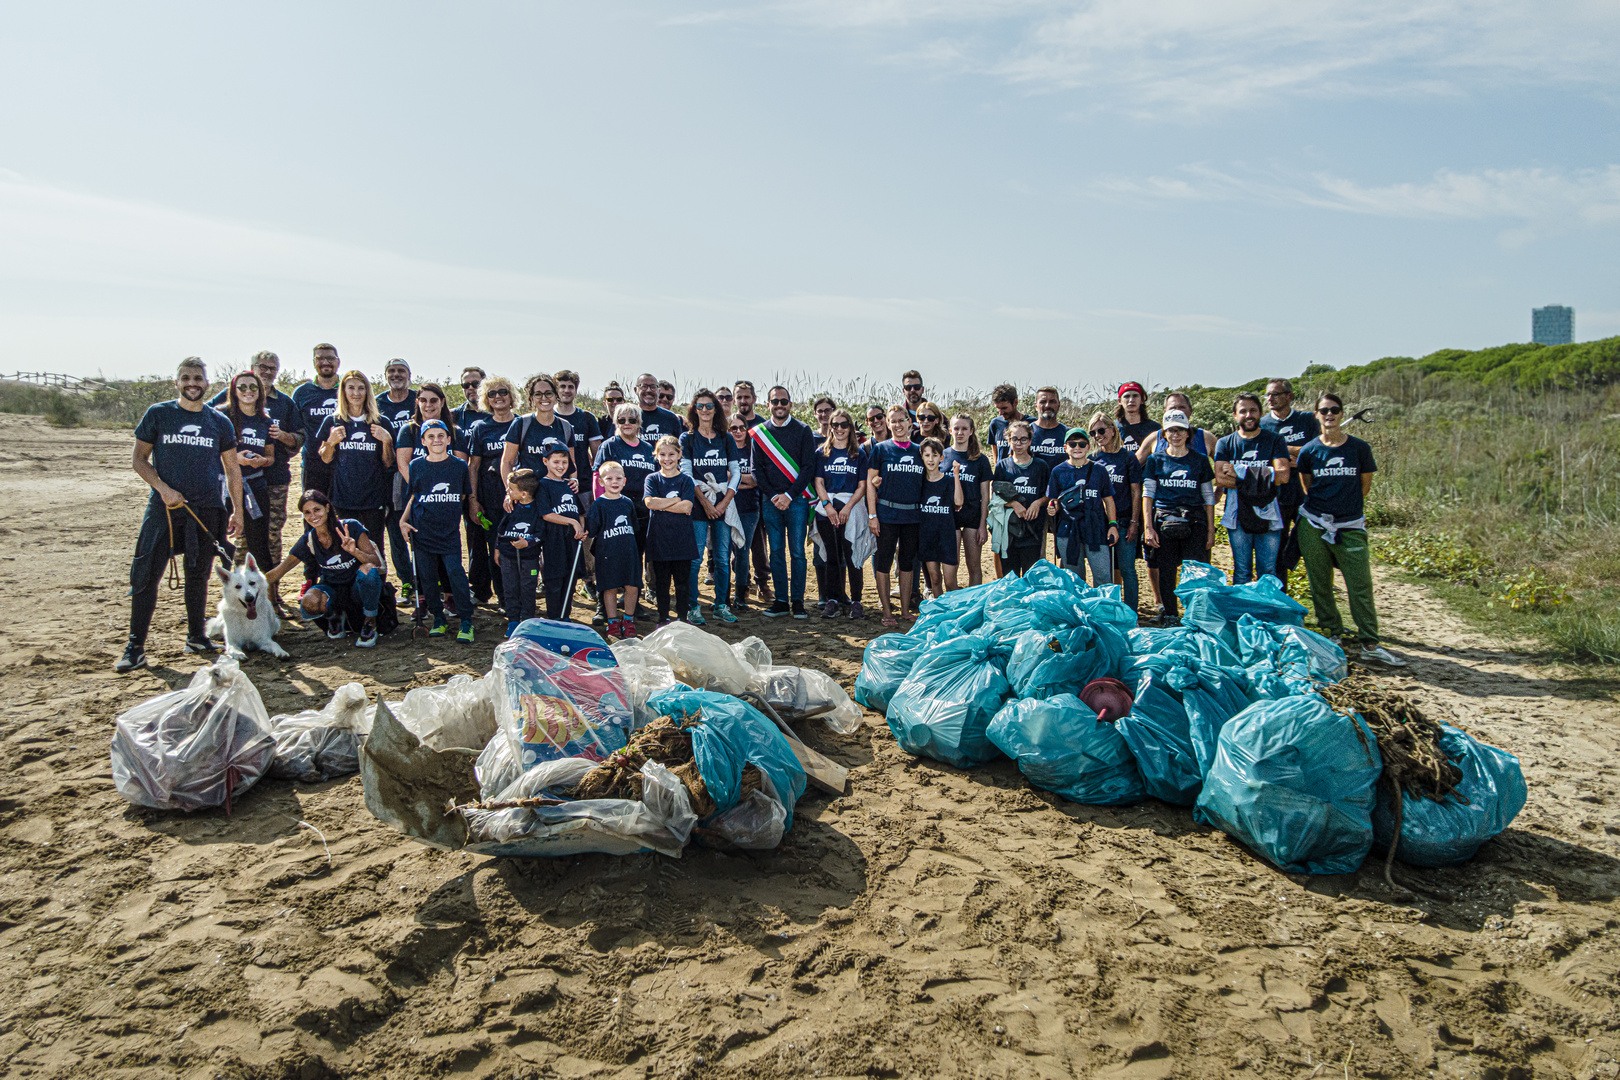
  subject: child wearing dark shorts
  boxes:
[497,468,543,636]
[587,462,643,640]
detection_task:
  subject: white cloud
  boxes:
[1091,164,1620,229]
[995,304,1074,320]
[1092,308,1292,338]
[673,0,1620,112]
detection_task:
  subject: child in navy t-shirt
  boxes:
[916,438,963,594]
[538,443,586,619]
[496,468,544,634]
[643,436,697,625]
[587,462,643,640]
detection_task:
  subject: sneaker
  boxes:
[326,614,346,640]
[429,616,448,637]
[703,572,714,587]
[617,618,638,640]
[1153,603,1166,617]
[457,621,475,644]
[592,604,607,625]
[506,620,519,638]
[114,641,147,673]
[792,603,809,620]
[357,620,378,648]
[849,601,865,621]
[687,606,707,626]
[821,599,840,619]
[1361,643,1408,668]
[764,600,791,618]
[711,604,738,624]
[185,635,218,655]
[400,582,416,604]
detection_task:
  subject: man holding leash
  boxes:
[117,357,244,673]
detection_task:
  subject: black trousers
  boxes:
[467,512,500,602]
[650,559,691,621]
[1152,507,1210,619]
[240,484,273,574]
[128,499,226,645]
[1003,542,1042,577]
[814,516,863,604]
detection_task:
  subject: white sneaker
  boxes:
[1361,644,1408,668]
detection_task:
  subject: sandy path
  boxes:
[1,412,1618,1079]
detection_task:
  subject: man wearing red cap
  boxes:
[1114,382,1159,456]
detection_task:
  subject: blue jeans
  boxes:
[1114,537,1140,610]
[309,566,384,620]
[730,509,759,604]
[691,514,732,609]
[762,496,809,606]
[415,550,474,622]
[1229,528,1282,585]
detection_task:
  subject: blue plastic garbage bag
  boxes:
[1195,695,1383,874]
[1371,725,1527,867]
[1126,626,1244,670]
[1114,672,1202,804]
[987,694,1146,806]
[854,634,930,713]
[1180,662,1255,774]
[647,687,808,828]
[911,586,988,639]
[1235,615,1346,683]
[1007,626,1112,698]
[1175,563,1307,648]
[887,634,1013,768]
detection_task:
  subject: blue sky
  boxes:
[2,1,1616,392]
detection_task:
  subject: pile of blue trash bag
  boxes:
[852,559,1526,875]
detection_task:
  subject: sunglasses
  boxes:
[618,418,638,425]
[486,389,510,398]
[695,402,715,410]
[729,424,747,432]
[1089,427,1109,436]
[769,398,791,406]
[461,382,480,391]
[717,393,733,401]
[235,383,259,393]
[1318,405,1343,416]
[605,397,624,405]
[831,421,852,429]
[918,414,939,422]
[903,383,923,392]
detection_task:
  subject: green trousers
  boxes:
[1295,519,1379,645]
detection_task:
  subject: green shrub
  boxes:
[1375,531,1494,585]
[1489,569,1567,613]
[45,393,81,427]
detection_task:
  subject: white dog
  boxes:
[206,554,288,660]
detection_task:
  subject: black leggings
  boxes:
[129,502,223,644]
[1002,543,1043,577]
[815,515,864,603]
[240,483,273,574]
[650,559,691,621]
[1152,507,1210,619]
[874,521,920,575]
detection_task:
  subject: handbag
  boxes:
[1154,506,1195,540]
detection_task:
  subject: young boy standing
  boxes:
[643,435,698,625]
[497,468,544,635]
[538,441,586,619]
[1047,427,1120,587]
[400,420,475,642]
[586,462,642,640]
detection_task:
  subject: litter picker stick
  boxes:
[558,537,584,622]
[738,691,849,796]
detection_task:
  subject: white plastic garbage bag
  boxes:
[462,758,698,858]
[731,636,773,671]
[111,658,276,812]
[386,672,499,752]
[748,665,862,734]
[610,640,680,728]
[644,621,756,695]
[268,682,372,782]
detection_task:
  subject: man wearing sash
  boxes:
[750,386,817,619]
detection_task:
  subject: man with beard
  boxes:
[209,351,299,574]
[377,359,419,590]
[635,373,683,442]
[117,358,244,672]
[753,386,817,618]
[1213,392,1291,584]
[1029,386,1070,469]
[1259,377,1320,590]
[900,370,926,438]
[732,380,772,601]
[986,384,1033,466]
[657,380,677,412]
[452,367,489,430]
[292,344,342,499]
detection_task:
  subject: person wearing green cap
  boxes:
[1044,427,1119,587]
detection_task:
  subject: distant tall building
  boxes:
[1532,305,1574,346]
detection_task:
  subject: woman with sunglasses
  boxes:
[915,401,947,444]
[225,370,276,579]
[501,375,576,494]
[1140,410,1216,625]
[594,404,659,616]
[1085,412,1143,610]
[1296,393,1406,667]
[598,382,626,436]
[467,378,518,608]
[944,414,992,588]
[315,370,395,547]
[865,406,892,447]
[813,408,869,619]
[726,413,762,611]
[680,389,739,624]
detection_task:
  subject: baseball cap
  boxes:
[1065,427,1090,445]
[385,358,411,372]
[420,420,449,436]
[542,439,571,457]
[1161,409,1191,430]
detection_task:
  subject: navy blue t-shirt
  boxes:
[639,407,683,442]
[315,415,393,510]
[498,498,543,555]
[406,454,467,555]
[466,416,516,501]
[211,387,298,483]
[919,474,959,563]
[134,402,237,509]
[943,448,992,517]
[1214,429,1290,512]
[1046,460,1115,536]
[1298,436,1377,521]
[451,402,490,432]
[377,391,417,445]
[594,437,658,508]
[397,420,469,465]
[987,413,1034,462]
[231,411,272,486]
[505,414,576,477]
[815,444,867,499]
[290,519,369,586]
[681,430,736,488]
[587,495,642,589]
[1118,419,1160,457]
[993,456,1050,548]
[1091,449,1143,529]
[1260,408,1321,508]
[1028,423,1069,467]
[1142,451,1215,510]
[643,472,698,560]
[538,476,582,560]
[291,382,339,468]
[868,440,927,524]
[731,438,760,514]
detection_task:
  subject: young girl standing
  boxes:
[400,420,475,643]
[917,438,964,596]
[944,414,992,588]
[538,442,586,618]
[587,462,643,640]
[643,435,698,625]
[225,371,275,576]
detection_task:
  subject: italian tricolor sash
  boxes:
[751,423,818,501]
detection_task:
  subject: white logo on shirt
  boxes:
[510,522,531,532]
[179,424,201,436]
[431,482,451,493]
[615,515,628,526]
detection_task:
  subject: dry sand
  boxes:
[1,412,1619,1079]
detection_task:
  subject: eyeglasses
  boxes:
[1318,405,1343,415]
[1008,436,1030,444]
[831,421,852,429]
[695,402,715,411]
[1165,428,1189,435]
[769,398,791,406]
[531,390,556,399]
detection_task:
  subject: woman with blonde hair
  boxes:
[316,370,395,546]
[1085,410,1143,610]
[466,376,518,606]
[915,400,947,443]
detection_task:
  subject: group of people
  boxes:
[115,348,1404,672]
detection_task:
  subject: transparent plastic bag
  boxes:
[386,672,499,752]
[706,770,787,850]
[644,621,756,695]
[610,640,679,729]
[747,665,862,734]
[111,658,276,812]
[491,637,632,768]
[474,732,524,799]
[268,682,371,782]
[731,636,773,671]
[463,759,695,858]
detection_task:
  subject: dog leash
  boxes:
[164,501,233,591]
